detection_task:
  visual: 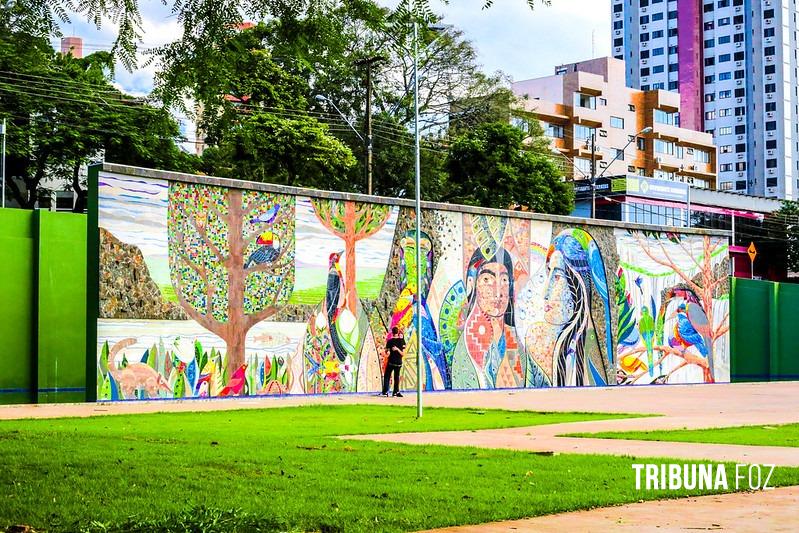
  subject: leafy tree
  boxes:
[443,122,573,214]
[0,17,198,210]
[177,23,356,189]
[774,201,799,273]
[14,0,550,72]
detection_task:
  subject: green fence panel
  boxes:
[0,209,36,403]
[730,277,772,382]
[773,282,799,380]
[36,211,87,402]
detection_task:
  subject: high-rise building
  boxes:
[512,57,716,188]
[612,0,798,199]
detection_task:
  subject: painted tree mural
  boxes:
[310,199,392,309]
[168,182,295,385]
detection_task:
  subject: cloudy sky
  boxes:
[57,0,610,95]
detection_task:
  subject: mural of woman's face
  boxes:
[475,262,510,318]
[544,252,574,326]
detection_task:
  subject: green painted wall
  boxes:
[731,277,799,382]
[0,210,36,404]
[36,211,87,402]
[0,209,87,404]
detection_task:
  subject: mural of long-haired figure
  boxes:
[451,245,549,389]
[543,229,613,387]
[389,230,447,390]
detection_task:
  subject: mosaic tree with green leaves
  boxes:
[311,199,391,312]
[168,182,295,384]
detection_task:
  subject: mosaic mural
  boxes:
[95,170,730,400]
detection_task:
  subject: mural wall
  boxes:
[95,169,730,400]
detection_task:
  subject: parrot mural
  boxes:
[638,306,655,377]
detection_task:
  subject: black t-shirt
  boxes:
[386,337,406,366]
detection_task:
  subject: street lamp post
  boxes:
[590,126,653,219]
[412,9,423,420]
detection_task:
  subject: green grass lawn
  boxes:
[569,423,799,448]
[2,405,799,533]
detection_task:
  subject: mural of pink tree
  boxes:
[168,183,295,388]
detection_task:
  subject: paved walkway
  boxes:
[423,486,799,532]
[3,381,798,531]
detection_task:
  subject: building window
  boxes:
[654,109,678,125]
[654,139,675,155]
[719,90,732,99]
[574,157,591,174]
[574,124,595,141]
[720,163,733,172]
[765,102,777,112]
[575,93,596,109]
[694,150,711,164]
[628,104,636,112]
[705,111,716,120]
[765,121,777,131]
[719,126,733,135]
[614,148,625,161]
[718,108,732,117]
[610,116,624,129]
[735,162,747,171]
[765,83,776,93]
[720,182,733,191]
[705,93,715,102]
[766,159,778,168]
[637,137,646,150]
[735,181,747,190]
[544,123,564,138]
[720,145,732,154]
[718,72,732,81]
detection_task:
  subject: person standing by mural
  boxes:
[451,247,549,389]
[381,327,406,397]
[526,229,614,387]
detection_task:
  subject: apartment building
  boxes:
[612,0,799,199]
[512,57,717,188]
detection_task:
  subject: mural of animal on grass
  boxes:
[95,170,730,400]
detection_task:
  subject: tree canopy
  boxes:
[0,17,197,210]
[774,201,799,274]
[443,122,573,214]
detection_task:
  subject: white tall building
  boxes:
[612,0,799,199]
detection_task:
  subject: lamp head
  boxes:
[314,94,327,103]
[641,127,653,134]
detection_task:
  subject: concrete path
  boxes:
[344,382,799,466]
[422,486,799,532]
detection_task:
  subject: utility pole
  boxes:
[590,131,596,218]
[354,56,386,196]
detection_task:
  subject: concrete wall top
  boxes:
[101,163,729,238]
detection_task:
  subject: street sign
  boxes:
[748,242,757,279]
[747,242,757,262]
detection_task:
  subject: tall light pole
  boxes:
[591,126,653,219]
[412,6,423,420]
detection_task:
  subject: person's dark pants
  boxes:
[382,364,402,395]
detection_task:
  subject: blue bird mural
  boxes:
[669,302,714,382]
[249,204,280,225]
